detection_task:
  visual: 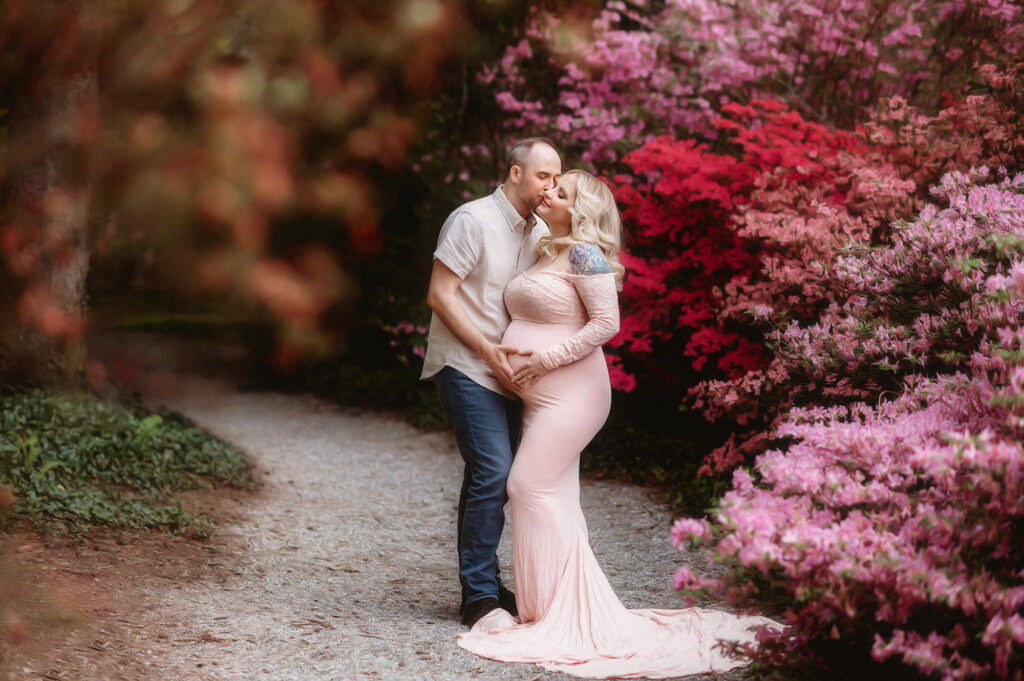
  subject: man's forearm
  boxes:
[426,260,517,390]
[428,289,490,356]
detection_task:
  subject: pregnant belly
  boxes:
[501,320,582,373]
[502,319,610,419]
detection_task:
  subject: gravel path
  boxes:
[57,387,741,680]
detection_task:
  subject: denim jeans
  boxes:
[434,366,521,608]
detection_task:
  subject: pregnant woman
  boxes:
[457,170,778,678]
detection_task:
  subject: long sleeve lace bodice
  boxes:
[503,271,619,371]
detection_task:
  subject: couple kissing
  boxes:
[421,137,778,679]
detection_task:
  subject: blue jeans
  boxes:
[434,366,521,609]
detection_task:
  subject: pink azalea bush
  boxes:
[660,0,1021,126]
[610,98,919,471]
[861,60,1024,204]
[483,0,1023,166]
[684,168,1024,679]
[480,2,707,165]
[690,59,1024,476]
[385,321,428,365]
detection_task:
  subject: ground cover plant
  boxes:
[0,390,253,537]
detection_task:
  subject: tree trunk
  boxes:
[2,0,98,386]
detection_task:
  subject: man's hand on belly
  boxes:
[482,342,524,393]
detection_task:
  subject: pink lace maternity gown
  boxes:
[456,269,778,679]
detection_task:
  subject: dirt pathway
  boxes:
[6,385,729,681]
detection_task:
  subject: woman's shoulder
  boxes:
[567,242,612,276]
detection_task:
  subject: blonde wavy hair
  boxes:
[537,169,626,287]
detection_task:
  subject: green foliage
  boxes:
[0,390,253,537]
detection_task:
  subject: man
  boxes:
[422,138,562,627]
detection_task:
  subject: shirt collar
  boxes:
[493,185,536,233]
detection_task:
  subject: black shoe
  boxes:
[461,597,500,627]
[497,585,518,617]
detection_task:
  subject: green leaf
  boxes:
[37,460,62,477]
[22,434,40,470]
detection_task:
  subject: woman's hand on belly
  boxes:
[510,350,550,391]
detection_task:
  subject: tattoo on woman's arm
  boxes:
[569,243,611,275]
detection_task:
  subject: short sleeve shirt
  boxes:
[420,186,547,396]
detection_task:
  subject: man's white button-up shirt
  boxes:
[421,186,548,396]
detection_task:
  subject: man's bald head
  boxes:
[504,138,562,217]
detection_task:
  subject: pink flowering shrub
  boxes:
[483,0,1023,165]
[609,100,915,460]
[861,60,1024,199]
[689,59,1024,477]
[662,0,1022,126]
[480,3,707,166]
[686,168,1024,680]
[384,321,428,366]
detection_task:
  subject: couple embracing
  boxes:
[421,138,776,679]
